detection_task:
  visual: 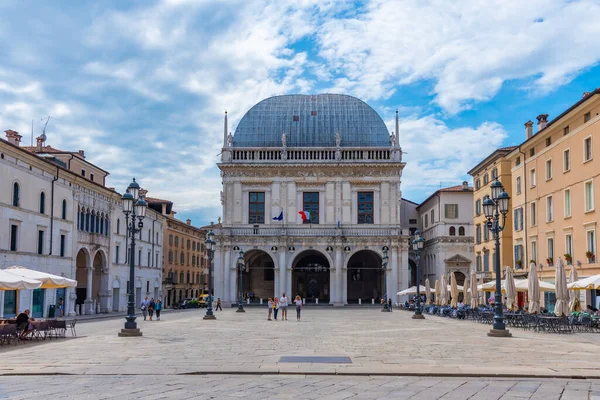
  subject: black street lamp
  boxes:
[118,178,147,337]
[236,250,245,313]
[411,229,425,320]
[483,178,512,337]
[203,230,216,320]
[381,246,389,312]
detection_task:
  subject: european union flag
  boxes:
[272,211,283,221]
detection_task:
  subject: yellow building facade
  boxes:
[468,147,517,285]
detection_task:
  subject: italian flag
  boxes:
[298,211,311,222]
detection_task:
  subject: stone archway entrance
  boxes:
[75,248,90,314]
[347,250,383,304]
[240,250,275,303]
[292,250,330,304]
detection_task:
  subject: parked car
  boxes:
[198,294,210,308]
[179,298,200,309]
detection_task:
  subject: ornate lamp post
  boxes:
[203,230,216,320]
[236,250,245,313]
[483,178,511,337]
[381,246,389,312]
[411,229,425,319]
[118,178,147,337]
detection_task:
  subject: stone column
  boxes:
[279,249,287,295]
[84,265,94,315]
[223,247,231,304]
[334,246,343,306]
[391,245,399,304]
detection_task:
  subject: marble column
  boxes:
[84,264,93,315]
[334,246,343,306]
[391,245,399,304]
[223,247,231,303]
[279,249,287,296]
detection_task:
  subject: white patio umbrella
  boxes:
[470,270,478,308]
[568,265,581,312]
[568,274,600,290]
[528,262,540,314]
[463,277,469,305]
[554,258,570,317]
[0,269,42,290]
[396,285,431,296]
[440,274,448,306]
[434,279,440,305]
[5,266,77,288]
[505,266,516,310]
[424,278,431,304]
[450,272,458,308]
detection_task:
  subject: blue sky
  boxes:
[1,0,600,226]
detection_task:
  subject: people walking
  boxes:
[388,298,392,312]
[155,299,162,321]
[215,298,223,311]
[279,293,289,321]
[273,297,279,320]
[267,298,273,321]
[295,295,303,321]
[141,296,150,321]
[148,298,155,321]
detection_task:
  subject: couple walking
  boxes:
[268,293,303,321]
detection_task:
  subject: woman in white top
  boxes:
[294,295,303,321]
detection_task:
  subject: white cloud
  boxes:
[394,115,507,196]
[316,0,600,113]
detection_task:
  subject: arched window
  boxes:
[168,250,173,263]
[196,273,200,284]
[117,219,120,235]
[169,234,173,246]
[105,216,110,236]
[192,242,196,251]
[85,209,90,232]
[62,199,67,219]
[12,182,20,207]
[449,226,456,236]
[39,192,45,214]
[175,236,179,247]
[192,255,196,266]
[187,239,190,250]
[95,212,100,233]
[90,211,95,233]
[458,226,465,236]
[100,213,104,235]
[179,272,184,284]
[180,253,184,264]
[186,272,190,283]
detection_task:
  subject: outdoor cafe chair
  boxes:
[66,319,77,337]
[33,321,50,341]
[0,324,18,346]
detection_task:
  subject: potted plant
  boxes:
[546,257,553,266]
[586,251,595,262]
[564,253,572,264]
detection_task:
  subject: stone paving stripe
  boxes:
[279,356,352,363]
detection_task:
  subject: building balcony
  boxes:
[475,271,493,280]
[220,226,403,238]
[223,146,401,164]
[77,231,109,248]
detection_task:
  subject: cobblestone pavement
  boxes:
[1,375,599,399]
[2,308,600,378]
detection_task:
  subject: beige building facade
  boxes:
[506,89,600,308]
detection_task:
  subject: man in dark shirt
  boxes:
[16,309,33,339]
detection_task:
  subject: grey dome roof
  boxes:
[232,94,390,147]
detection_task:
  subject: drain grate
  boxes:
[279,356,352,364]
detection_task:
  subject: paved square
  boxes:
[1,307,600,378]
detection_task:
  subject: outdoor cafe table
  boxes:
[537,315,572,333]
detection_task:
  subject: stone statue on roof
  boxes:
[390,132,396,147]
[227,132,233,147]
[335,130,341,147]
[281,131,287,147]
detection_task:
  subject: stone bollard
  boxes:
[316,298,319,305]
[247,298,250,305]
[303,298,306,305]
[359,298,362,305]
[260,298,263,305]
[371,299,375,305]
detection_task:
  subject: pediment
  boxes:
[444,254,472,264]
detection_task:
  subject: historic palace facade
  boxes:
[214,94,415,305]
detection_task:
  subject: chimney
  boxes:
[583,92,592,98]
[78,150,85,157]
[462,181,469,191]
[186,219,191,225]
[161,203,167,215]
[4,130,22,146]
[536,114,549,132]
[35,134,46,152]
[525,121,533,139]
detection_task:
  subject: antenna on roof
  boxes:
[42,116,51,136]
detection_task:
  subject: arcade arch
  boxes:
[239,249,275,302]
[291,250,330,304]
[346,250,384,303]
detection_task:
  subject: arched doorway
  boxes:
[408,259,417,287]
[347,250,383,304]
[240,250,275,303]
[75,249,89,312]
[292,250,330,304]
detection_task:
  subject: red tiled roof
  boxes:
[145,196,173,204]
[22,145,67,154]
